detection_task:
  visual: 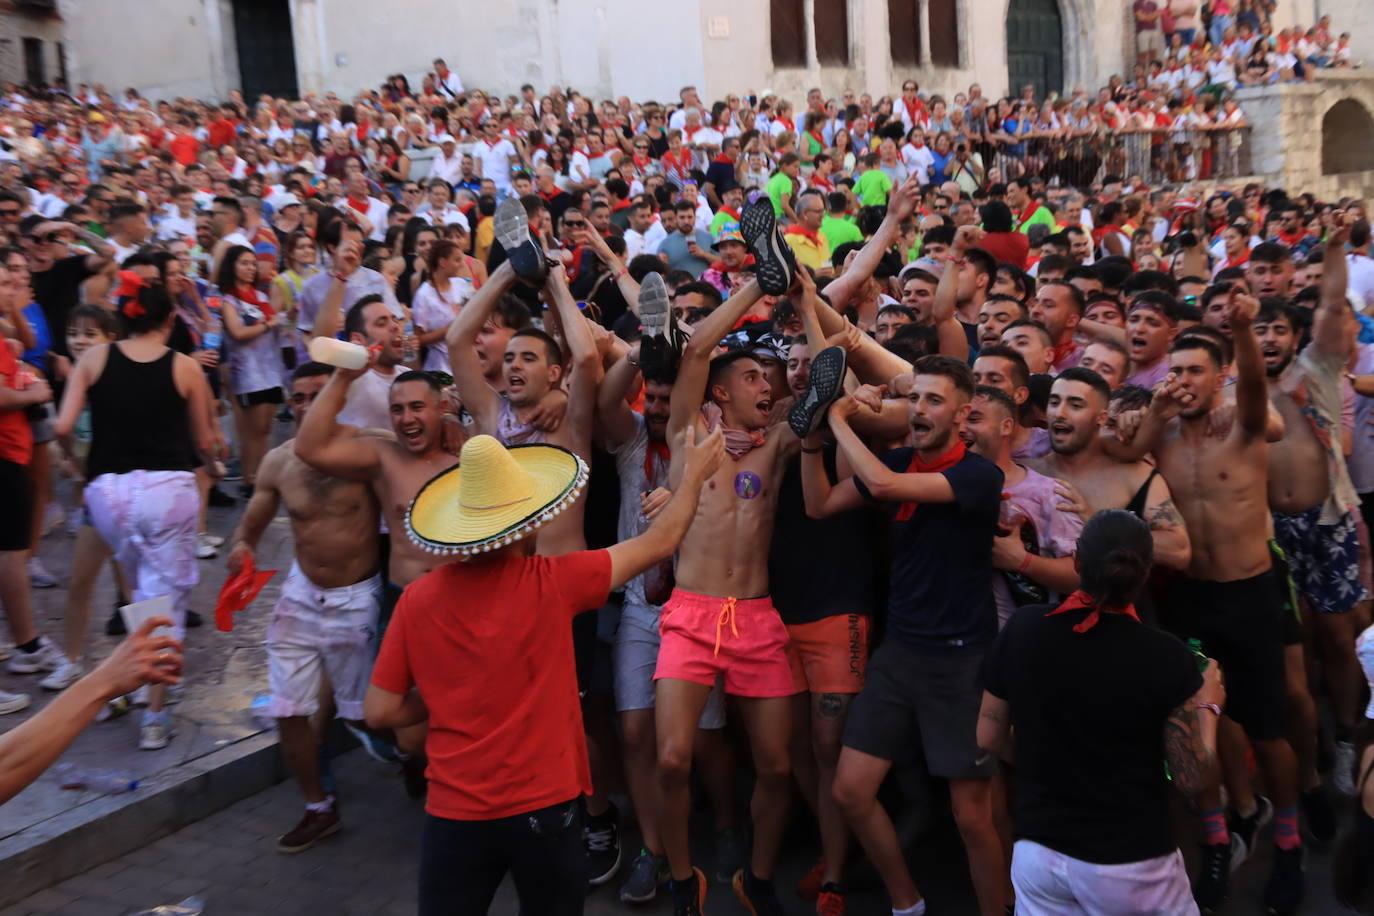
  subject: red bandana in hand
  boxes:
[894,440,965,522]
[1044,589,1139,633]
[214,556,276,632]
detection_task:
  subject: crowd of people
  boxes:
[1,39,1374,916]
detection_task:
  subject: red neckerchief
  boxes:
[643,439,670,485]
[684,126,702,142]
[894,440,965,522]
[785,224,822,246]
[776,117,795,132]
[237,285,273,320]
[1222,249,1250,271]
[664,150,691,174]
[810,175,833,192]
[1277,228,1304,247]
[1051,337,1078,368]
[902,97,926,124]
[1018,201,1042,228]
[346,196,370,214]
[1044,589,1139,633]
[611,199,633,212]
[538,188,562,203]
[807,129,825,148]
[713,153,733,164]
[632,153,653,170]
[720,206,740,221]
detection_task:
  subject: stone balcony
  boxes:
[1237,70,1374,201]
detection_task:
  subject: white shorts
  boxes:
[267,562,381,721]
[1011,839,1198,916]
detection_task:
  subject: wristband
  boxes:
[1017,553,1033,574]
[800,445,822,454]
[612,267,628,281]
[1195,702,1222,717]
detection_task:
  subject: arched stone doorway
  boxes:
[1322,99,1374,175]
[1006,0,1063,99]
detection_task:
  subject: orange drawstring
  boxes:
[713,597,739,657]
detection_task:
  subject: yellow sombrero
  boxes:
[406,435,588,558]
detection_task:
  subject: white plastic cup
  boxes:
[119,595,174,638]
[308,337,370,370]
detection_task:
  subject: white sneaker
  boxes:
[40,660,84,691]
[8,636,68,674]
[1333,739,1358,797]
[27,558,58,589]
[199,532,225,548]
[139,711,175,750]
[0,689,31,715]
[195,536,219,560]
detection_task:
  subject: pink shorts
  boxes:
[654,589,794,698]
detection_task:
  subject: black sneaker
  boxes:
[494,197,547,287]
[1194,841,1231,913]
[739,198,796,296]
[1228,794,1273,868]
[207,486,237,507]
[732,868,786,916]
[788,345,848,438]
[1300,785,1336,849]
[1263,846,1304,915]
[585,801,622,886]
[619,847,668,904]
[714,825,747,883]
[185,610,203,629]
[105,606,127,636]
[670,867,706,916]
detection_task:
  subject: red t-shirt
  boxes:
[371,549,613,820]
[977,232,1030,271]
[169,134,200,166]
[0,346,33,465]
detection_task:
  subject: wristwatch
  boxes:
[1195,702,1222,717]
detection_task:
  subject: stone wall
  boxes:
[1237,71,1374,201]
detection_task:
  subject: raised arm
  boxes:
[544,264,599,448]
[823,175,919,311]
[607,426,724,589]
[597,344,642,450]
[294,365,385,481]
[667,278,764,441]
[1313,220,1354,359]
[310,239,362,342]
[446,260,516,432]
[1142,471,1192,570]
[828,397,956,504]
[1225,289,1267,439]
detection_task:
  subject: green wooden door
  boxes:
[1006,0,1063,99]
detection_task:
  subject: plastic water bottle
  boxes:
[202,297,223,352]
[249,692,276,728]
[402,315,418,364]
[53,762,139,794]
[128,897,205,916]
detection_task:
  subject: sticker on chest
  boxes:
[734,470,762,499]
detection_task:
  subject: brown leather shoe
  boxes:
[277,806,341,853]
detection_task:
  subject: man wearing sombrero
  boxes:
[364,427,724,914]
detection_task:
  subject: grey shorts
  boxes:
[842,640,995,780]
[614,609,726,729]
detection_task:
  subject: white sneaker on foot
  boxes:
[8,636,68,674]
[40,660,84,691]
[199,532,225,548]
[0,689,31,715]
[139,711,175,750]
[27,558,58,589]
[195,536,219,560]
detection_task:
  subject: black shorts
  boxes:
[842,640,995,780]
[234,387,284,409]
[0,459,33,552]
[1162,570,1287,741]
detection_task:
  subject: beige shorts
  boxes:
[1137,30,1165,56]
[266,563,381,720]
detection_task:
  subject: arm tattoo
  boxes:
[1163,705,1215,796]
[1147,498,1183,532]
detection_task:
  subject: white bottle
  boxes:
[308,337,370,370]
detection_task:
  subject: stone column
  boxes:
[804,0,819,70]
[918,0,932,66]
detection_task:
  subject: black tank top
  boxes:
[1125,468,1159,519]
[85,345,195,479]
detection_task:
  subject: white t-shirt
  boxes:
[1348,253,1374,310]
[476,138,518,190]
[624,222,667,259]
[902,142,936,185]
[421,205,471,231]
[338,367,398,431]
[156,209,198,242]
[337,196,390,241]
[412,277,475,372]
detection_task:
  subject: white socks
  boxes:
[893,902,927,916]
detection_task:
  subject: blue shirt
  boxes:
[20,302,50,372]
[853,448,1003,651]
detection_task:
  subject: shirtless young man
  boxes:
[227,362,382,852]
[292,345,459,790]
[656,201,800,916]
[1256,233,1367,805]
[1141,289,1304,915]
[1031,371,1191,575]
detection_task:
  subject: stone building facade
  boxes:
[0,0,65,87]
